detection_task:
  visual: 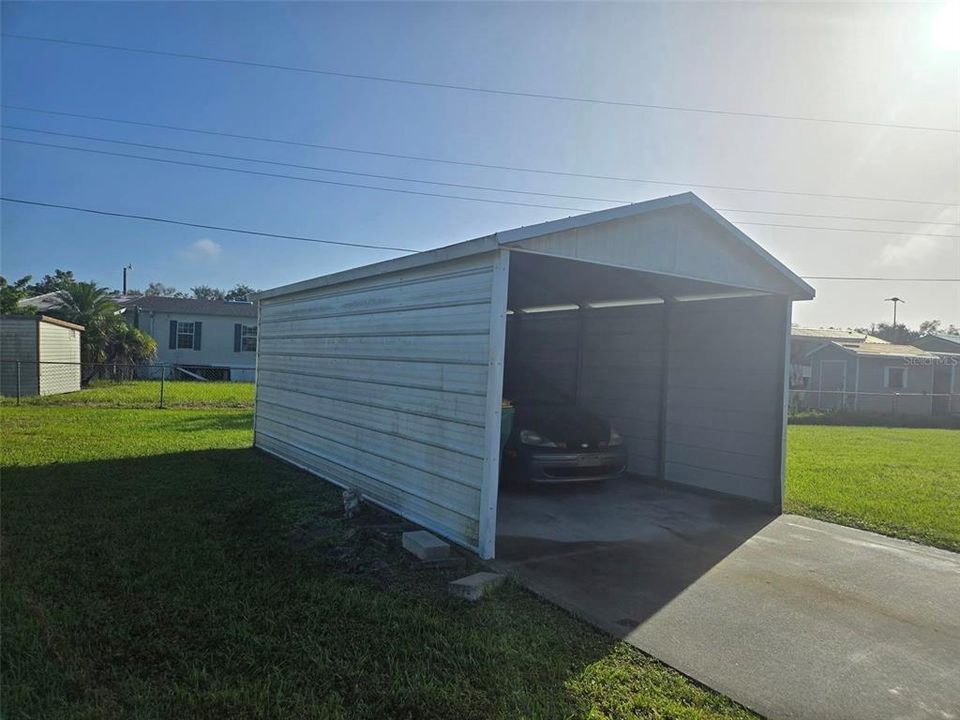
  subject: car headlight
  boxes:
[519,429,561,447]
[608,428,623,447]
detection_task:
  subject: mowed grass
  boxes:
[786,425,960,552]
[1,403,754,720]
[0,380,254,409]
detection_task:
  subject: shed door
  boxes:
[932,365,951,415]
[819,360,846,411]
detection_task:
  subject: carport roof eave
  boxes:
[255,234,501,301]
[255,192,814,302]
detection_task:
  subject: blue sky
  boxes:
[2,1,958,328]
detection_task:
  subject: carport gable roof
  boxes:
[257,193,815,301]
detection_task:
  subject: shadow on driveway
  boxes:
[493,476,960,720]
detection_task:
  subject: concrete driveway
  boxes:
[492,477,960,720]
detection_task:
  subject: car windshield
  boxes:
[502,365,573,406]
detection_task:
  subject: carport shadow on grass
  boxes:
[1,448,756,719]
[493,476,778,636]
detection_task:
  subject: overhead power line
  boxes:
[2,137,588,212]
[7,136,960,240]
[5,124,959,229]
[0,197,419,252]
[5,104,956,209]
[4,33,957,134]
[4,197,959,283]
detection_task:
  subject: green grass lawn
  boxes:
[0,380,255,409]
[786,425,960,552]
[1,403,753,720]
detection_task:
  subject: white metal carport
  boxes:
[254,193,814,559]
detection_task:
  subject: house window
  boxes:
[885,366,906,389]
[241,325,257,352]
[176,322,195,349]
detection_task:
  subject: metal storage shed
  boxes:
[0,314,84,397]
[254,193,814,558]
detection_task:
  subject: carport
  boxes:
[254,192,814,560]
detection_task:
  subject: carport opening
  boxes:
[495,250,785,559]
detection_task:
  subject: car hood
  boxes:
[511,403,611,449]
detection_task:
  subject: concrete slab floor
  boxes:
[492,476,960,720]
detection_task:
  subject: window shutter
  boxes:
[234,323,242,352]
[193,321,202,351]
[169,320,178,349]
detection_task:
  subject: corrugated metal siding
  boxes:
[38,321,81,395]
[0,317,39,396]
[509,206,802,296]
[504,305,664,477]
[579,305,663,477]
[664,295,786,504]
[255,253,497,551]
[505,311,579,398]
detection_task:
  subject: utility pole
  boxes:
[885,296,905,327]
[122,264,132,296]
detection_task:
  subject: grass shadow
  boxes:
[2,448,755,720]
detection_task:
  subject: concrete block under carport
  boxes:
[502,250,791,509]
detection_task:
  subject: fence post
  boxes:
[16,361,21,406]
[159,364,166,409]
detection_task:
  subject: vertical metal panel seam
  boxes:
[774,298,792,511]
[253,299,262,443]
[657,301,673,482]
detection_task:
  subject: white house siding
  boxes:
[136,311,257,378]
[851,359,934,415]
[0,316,39,396]
[38,320,81,395]
[255,252,498,552]
[664,295,788,505]
[804,346,937,415]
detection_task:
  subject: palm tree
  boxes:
[107,323,157,377]
[59,282,120,364]
[50,282,156,378]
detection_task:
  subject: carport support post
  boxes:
[478,249,510,560]
[773,298,792,512]
[657,300,673,482]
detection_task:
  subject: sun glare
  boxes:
[932,1,960,51]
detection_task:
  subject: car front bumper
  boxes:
[518,446,628,484]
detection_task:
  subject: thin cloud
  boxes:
[181,238,223,262]
[878,235,942,266]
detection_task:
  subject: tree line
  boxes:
[0,269,259,367]
[9,269,257,302]
[854,320,959,344]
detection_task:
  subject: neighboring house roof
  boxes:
[17,290,73,313]
[921,333,960,346]
[814,341,939,360]
[257,192,816,302]
[118,296,257,318]
[791,327,888,344]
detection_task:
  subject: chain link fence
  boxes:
[789,388,958,415]
[0,361,254,409]
[789,388,960,428]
